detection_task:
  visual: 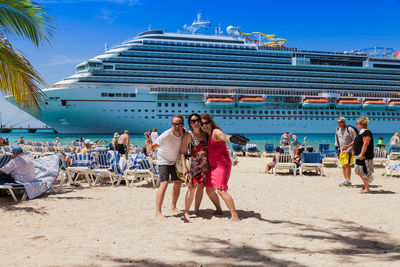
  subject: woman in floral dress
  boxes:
[180,113,208,222]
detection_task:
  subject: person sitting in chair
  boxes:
[0,146,35,184]
[265,147,284,174]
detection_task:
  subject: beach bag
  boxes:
[176,133,192,187]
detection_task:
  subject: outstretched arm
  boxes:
[213,129,230,142]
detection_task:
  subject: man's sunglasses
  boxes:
[190,118,201,124]
[172,122,184,127]
[201,121,211,126]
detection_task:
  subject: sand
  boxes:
[1,157,400,266]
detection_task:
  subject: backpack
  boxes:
[335,125,359,149]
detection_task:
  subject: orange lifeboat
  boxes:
[303,98,330,108]
[205,97,235,107]
[388,100,400,110]
[363,100,387,109]
[238,97,265,106]
[239,97,265,102]
[336,99,362,109]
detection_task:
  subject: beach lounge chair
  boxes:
[262,143,274,157]
[300,152,323,176]
[281,145,291,154]
[26,141,34,146]
[3,146,12,154]
[373,148,389,167]
[231,144,245,157]
[62,146,73,154]
[65,153,97,186]
[322,150,339,167]
[274,153,296,176]
[245,144,261,157]
[386,162,400,177]
[90,151,122,186]
[122,156,159,187]
[0,154,60,202]
[47,141,56,147]
[389,147,400,160]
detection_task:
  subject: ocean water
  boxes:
[1,130,395,152]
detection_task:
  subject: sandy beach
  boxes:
[1,157,400,266]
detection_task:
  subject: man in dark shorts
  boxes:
[117,130,130,156]
[146,115,184,219]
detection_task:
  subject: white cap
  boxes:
[84,139,93,145]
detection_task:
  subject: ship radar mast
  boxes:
[183,12,211,34]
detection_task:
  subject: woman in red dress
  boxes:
[200,113,239,221]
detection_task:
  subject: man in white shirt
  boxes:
[0,146,36,184]
[147,115,184,219]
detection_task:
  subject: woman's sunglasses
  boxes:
[190,118,201,124]
[201,121,211,126]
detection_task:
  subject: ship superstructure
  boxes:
[20,14,400,133]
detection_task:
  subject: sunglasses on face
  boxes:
[172,122,183,127]
[190,118,201,124]
[201,121,211,126]
[337,121,344,124]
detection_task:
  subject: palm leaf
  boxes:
[0,37,45,112]
[0,0,54,46]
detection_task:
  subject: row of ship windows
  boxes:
[84,77,399,91]
[101,93,136,97]
[129,45,289,58]
[142,40,252,50]
[96,70,400,86]
[102,108,400,117]
[114,65,400,82]
[112,115,398,121]
[119,52,292,64]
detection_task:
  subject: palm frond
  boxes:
[0,37,45,112]
[0,0,54,46]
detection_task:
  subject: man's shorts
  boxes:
[116,144,126,155]
[339,152,354,167]
[159,165,180,183]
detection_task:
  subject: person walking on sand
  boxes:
[335,117,357,187]
[180,113,208,222]
[352,117,374,193]
[200,113,239,221]
[146,115,184,219]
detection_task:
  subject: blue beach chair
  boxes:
[263,143,274,157]
[122,155,159,188]
[231,144,245,157]
[300,152,324,176]
[90,150,122,186]
[66,153,97,186]
[245,144,261,157]
[322,150,339,167]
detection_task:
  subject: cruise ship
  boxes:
[13,14,400,134]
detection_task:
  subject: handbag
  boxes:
[176,133,192,187]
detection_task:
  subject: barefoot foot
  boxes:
[171,207,181,214]
[229,216,240,222]
[183,213,191,223]
[155,213,166,220]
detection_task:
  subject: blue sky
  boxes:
[2,0,400,126]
